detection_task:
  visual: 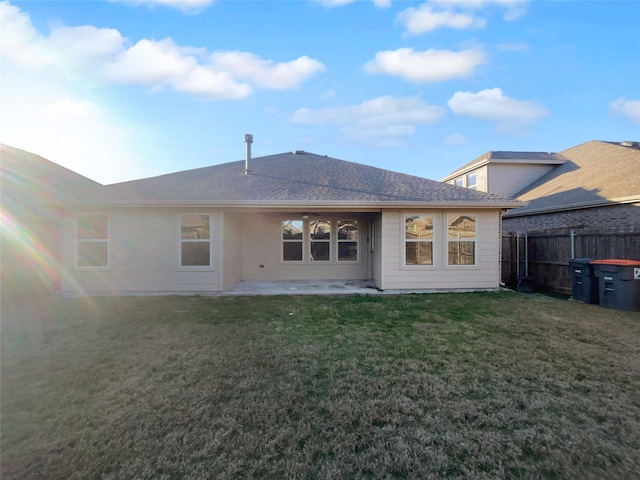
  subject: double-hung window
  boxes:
[282,220,303,261]
[404,214,433,266]
[180,214,211,267]
[337,220,358,261]
[447,214,476,265]
[310,220,331,261]
[77,214,109,267]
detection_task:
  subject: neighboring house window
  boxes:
[282,220,303,261]
[447,214,476,265]
[282,218,359,262]
[77,214,108,267]
[467,173,477,190]
[405,214,433,266]
[310,220,331,261]
[180,214,211,267]
[337,220,358,261]
[454,177,465,187]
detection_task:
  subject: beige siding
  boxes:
[371,214,383,289]
[488,164,556,197]
[222,213,242,290]
[239,212,369,282]
[380,209,501,291]
[62,208,223,295]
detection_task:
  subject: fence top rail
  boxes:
[503,231,640,239]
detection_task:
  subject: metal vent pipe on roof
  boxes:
[244,134,253,175]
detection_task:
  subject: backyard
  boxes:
[1,291,639,479]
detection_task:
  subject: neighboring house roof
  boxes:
[505,140,640,217]
[441,151,567,182]
[109,151,521,209]
[1,144,134,207]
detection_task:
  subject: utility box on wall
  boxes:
[591,259,640,312]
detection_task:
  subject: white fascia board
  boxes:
[79,199,525,210]
[504,195,640,217]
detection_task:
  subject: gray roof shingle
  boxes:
[1,144,132,207]
[506,140,640,216]
[109,151,520,207]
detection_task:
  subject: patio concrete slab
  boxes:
[224,279,381,296]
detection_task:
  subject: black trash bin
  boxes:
[591,259,640,312]
[569,258,599,304]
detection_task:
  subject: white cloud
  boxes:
[431,0,529,20]
[208,51,326,90]
[364,48,485,83]
[442,133,468,146]
[447,88,548,133]
[397,5,486,35]
[292,95,444,146]
[110,0,216,13]
[610,98,640,124]
[314,0,391,8]
[0,2,323,100]
[397,0,529,35]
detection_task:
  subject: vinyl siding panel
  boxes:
[239,212,369,282]
[488,164,557,197]
[380,209,500,291]
[222,213,242,290]
[62,208,223,295]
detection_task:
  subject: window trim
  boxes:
[282,219,304,263]
[179,213,213,269]
[445,213,478,268]
[76,213,110,269]
[280,217,361,264]
[466,172,478,190]
[337,220,359,262]
[402,213,436,269]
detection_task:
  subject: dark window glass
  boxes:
[283,242,303,261]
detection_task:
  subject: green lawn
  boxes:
[2,292,639,479]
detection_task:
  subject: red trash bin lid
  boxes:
[590,259,640,267]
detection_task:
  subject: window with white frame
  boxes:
[404,214,433,266]
[180,214,211,267]
[282,220,303,261]
[310,220,331,261]
[337,220,358,261]
[466,173,477,190]
[447,214,476,265]
[454,177,465,187]
[77,214,109,267]
[281,218,359,263]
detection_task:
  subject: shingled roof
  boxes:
[0,144,130,207]
[505,140,640,217]
[109,151,520,208]
[441,150,567,182]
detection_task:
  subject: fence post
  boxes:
[570,230,575,259]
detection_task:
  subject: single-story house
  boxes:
[2,141,522,296]
[442,140,640,234]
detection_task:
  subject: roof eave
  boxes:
[504,195,640,218]
[59,199,525,209]
[440,158,566,183]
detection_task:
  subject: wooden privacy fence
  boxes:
[501,229,640,294]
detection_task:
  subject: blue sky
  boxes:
[1,0,639,184]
